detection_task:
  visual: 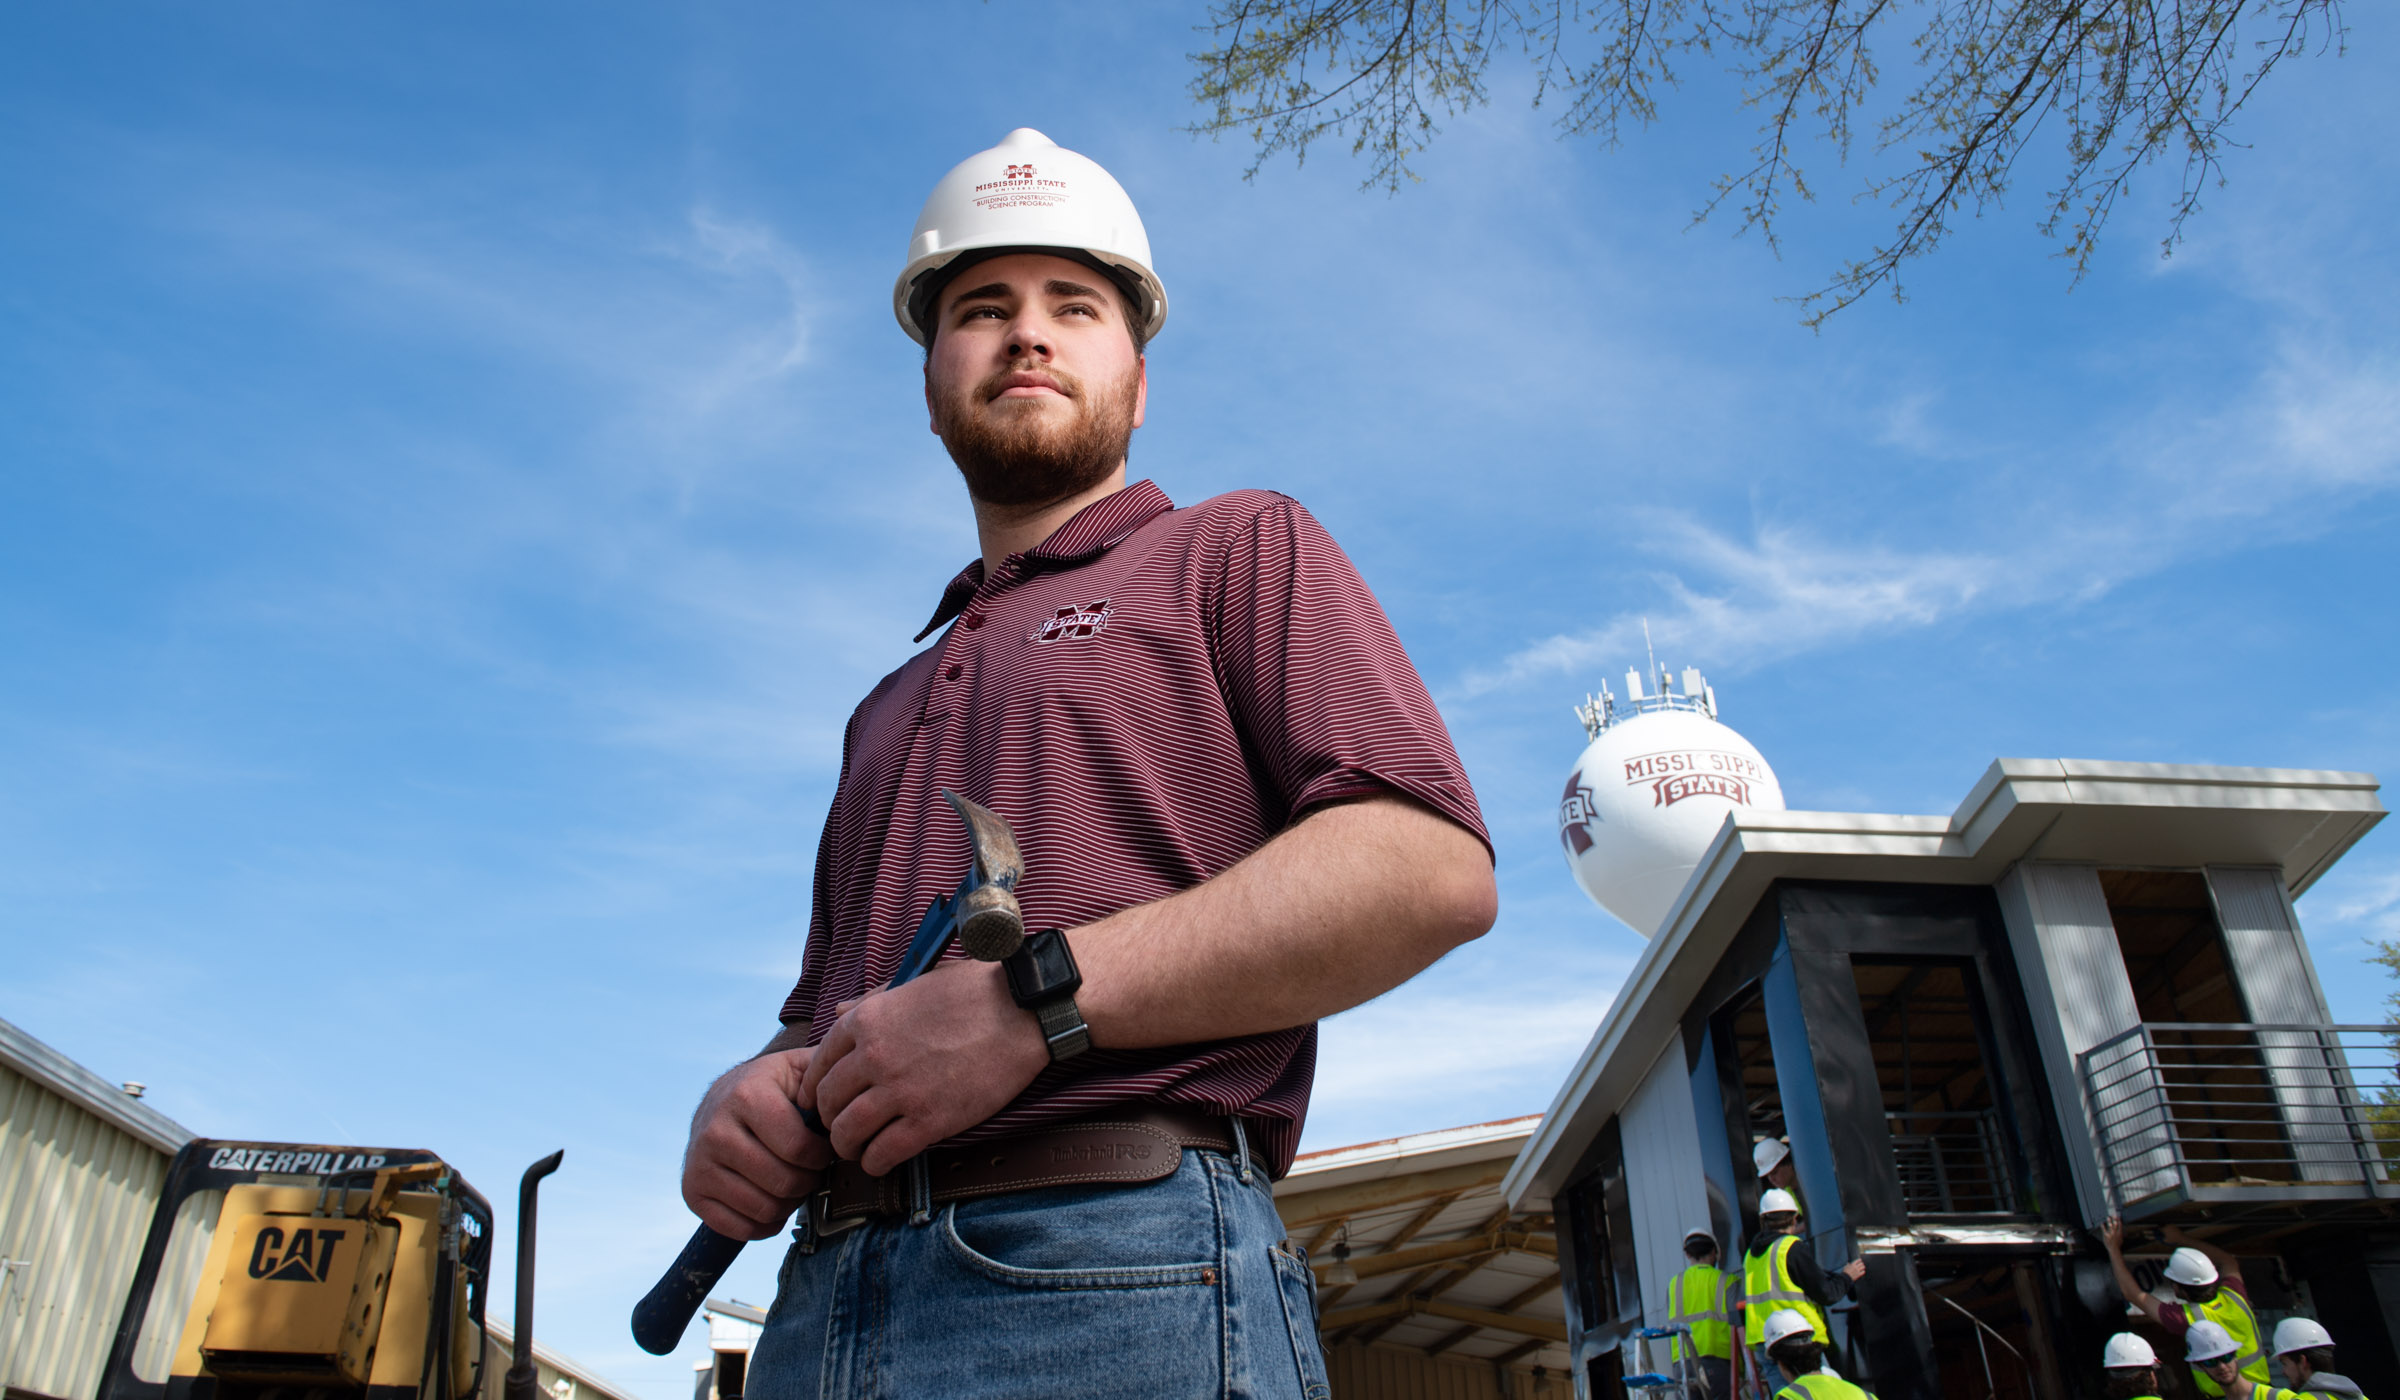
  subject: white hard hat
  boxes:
[2102,1334,2159,1369]
[1753,1139,1791,1175]
[1683,1224,1716,1243]
[1761,1309,1818,1349]
[894,128,1168,347]
[2273,1317,2335,1356]
[2185,1320,2240,1363]
[2163,1247,2220,1286]
[1760,1188,1800,1216]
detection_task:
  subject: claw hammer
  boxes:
[629,790,1026,1355]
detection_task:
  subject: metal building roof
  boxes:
[1502,757,2384,1212]
[1276,1116,1565,1375]
[0,1017,195,1155]
[484,1321,644,1400]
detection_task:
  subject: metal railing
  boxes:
[2080,1023,2400,1211]
[1889,1109,2016,1215]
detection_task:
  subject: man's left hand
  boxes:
[801,956,1051,1176]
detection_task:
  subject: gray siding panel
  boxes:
[2210,865,2355,1182]
[1619,1041,1708,1328]
[1996,862,2147,1224]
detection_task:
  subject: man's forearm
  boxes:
[1068,793,1495,1048]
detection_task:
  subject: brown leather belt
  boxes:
[815,1108,1240,1226]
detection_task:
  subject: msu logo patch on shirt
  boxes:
[1032,598,1111,642]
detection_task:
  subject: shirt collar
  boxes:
[914,480,1175,641]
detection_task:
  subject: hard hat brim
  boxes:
[898,245,1162,349]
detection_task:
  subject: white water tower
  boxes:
[1558,662,1785,936]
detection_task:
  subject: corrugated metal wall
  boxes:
[1618,1041,1708,1328]
[1327,1342,1575,1400]
[0,1062,171,1400]
[1995,861,2147,1224]
[2209,865,2355,1182]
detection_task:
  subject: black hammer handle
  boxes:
[630,1222,745,1355]
[629,878,977,1355]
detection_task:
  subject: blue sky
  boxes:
[4,3,2394,1393]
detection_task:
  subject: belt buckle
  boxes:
[808,1191,865,1239]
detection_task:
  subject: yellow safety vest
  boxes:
[2187,1288,2269,1396]
[2260,1386,2369,1400]
[1774,1372,1874,1400]
[1743,1235,1827,1346]
[1669,1264,1732,1360]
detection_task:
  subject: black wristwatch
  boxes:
[1004,927,1090,1062]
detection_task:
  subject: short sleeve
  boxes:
[1206,496,1491,859]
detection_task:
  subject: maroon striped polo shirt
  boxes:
[778,479,1489,1175]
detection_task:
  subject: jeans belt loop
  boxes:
[1230,1115,1253,1185]
[907,1154,933,1226]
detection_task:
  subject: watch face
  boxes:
[1009,928,1081,1001]
[1026,932,1076,987]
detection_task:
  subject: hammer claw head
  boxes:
[941,789,1024,889]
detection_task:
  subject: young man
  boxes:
[2196,1319,2372,1400]
[1743,1190,1866,1397]
[677,129,1496,1400]
[2101,1333,2167,1400]
[1669,1226,1736,1398]
[1759,1309,1875,1400]
[2103,1214,2271,1397]
[1753,1138,1803,1220]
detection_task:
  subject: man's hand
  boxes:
[682,1042,835,1240]
[2102,1213,2125,1256]
[1840,1259,1867,1282]
[803,957,1049,1176]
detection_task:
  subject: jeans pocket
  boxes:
[1269,1242,1331,1400]
[939,1204,1218,1290]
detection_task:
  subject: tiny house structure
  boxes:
[1508,759,2389,1399]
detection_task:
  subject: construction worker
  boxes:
[677,128,1497,1400]
[1755,1139,1801,1207]
[1669,1226,1735,1398]
[2198,1318,2371,1400]
[1743,1189,1865,1396]
[1759,1309,1875,1399]
[2256,1318,2368,1400]
[2103,1214,2270,1397]
[2101,1333,2167,1400]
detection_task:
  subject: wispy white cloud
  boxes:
[1471,333,2400,693]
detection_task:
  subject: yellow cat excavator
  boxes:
[92,1140,561,1400]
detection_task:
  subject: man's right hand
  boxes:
[682,1042,835,1239]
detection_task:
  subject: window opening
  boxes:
[1852,960,2018,1216]
[1916,1255,2066,1400]
[2101,869,2290,1183]
[1559,1116,1640,1330]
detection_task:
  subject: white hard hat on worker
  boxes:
[2102,1334,2158,1369]
[894,128,1167,347]
[2163,1247,2219,1287]
[1761,1310,1818,1350]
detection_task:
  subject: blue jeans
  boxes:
[747,1145,1330,1400]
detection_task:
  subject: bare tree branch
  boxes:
[1183,0,2348,322]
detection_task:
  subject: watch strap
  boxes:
[1033,995,1091,1061]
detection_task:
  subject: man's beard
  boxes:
[932,359,1139,509]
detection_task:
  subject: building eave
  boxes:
[0,1015,195,1155]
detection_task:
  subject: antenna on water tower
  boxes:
[1555,635,1786,937]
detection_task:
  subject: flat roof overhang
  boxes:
[1501,758,2385,1213]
